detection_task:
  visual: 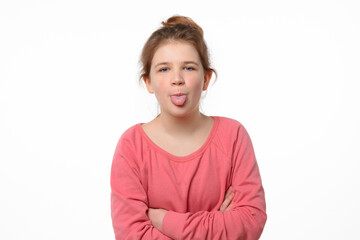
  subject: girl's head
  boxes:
[139,15,216,83]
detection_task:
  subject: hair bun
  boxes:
[161,15,204,36]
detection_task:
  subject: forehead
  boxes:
[152,41,201,65]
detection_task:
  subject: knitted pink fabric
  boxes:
[111,116,266,239]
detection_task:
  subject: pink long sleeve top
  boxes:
[111,116,267,239]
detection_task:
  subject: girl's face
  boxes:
[144,41,211,118]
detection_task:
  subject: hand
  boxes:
[147,208,167,232]
[219,186,234,211]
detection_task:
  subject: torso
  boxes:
[113,116,265,220]
[133,116,236,212]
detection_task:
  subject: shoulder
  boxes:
[120,124,141,141]
[212,116,253,154]
[114,123,146,156]
[111,123,151,171]
[214,116,245,137]
[216,116,252,140]
[216,116,243,128]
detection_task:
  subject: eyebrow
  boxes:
[154,61,200,68]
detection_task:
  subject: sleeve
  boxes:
[160,125,267,240]
[110,136,172,240]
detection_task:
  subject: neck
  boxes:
[156,109,206,137]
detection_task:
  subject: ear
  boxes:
[202,72,212,91]
[144,76,154,94]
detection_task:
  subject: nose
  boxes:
[171,70,185,86]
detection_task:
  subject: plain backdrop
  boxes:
[1,0,359,239]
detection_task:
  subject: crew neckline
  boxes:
[137,116,219,162]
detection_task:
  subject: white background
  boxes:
[1,0,359,239]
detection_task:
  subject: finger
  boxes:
[219,187,234,211]
[224,186,232,199]
[226,192,234,205]
[219,192,234,211]
[219,193,233,211]
[225,203,233,211]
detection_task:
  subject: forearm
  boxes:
[149,188,265,240]
[148,186,235,236]
[111,192,172,240]
[146,186,266,239]
[161,206,266,240]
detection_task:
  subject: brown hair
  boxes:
[139,15,217,83]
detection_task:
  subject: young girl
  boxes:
[111,16,267,239]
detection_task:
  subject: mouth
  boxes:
[170,93,187,106]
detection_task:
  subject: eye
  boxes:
[185,66,195,71]
[159,68,169,72]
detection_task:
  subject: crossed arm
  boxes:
[147,187,235,232]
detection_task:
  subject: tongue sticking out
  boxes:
[170,95,187,106]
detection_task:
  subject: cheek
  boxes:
[189,76,204,92]
[150,78,168,97]
[153,80,167,93]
